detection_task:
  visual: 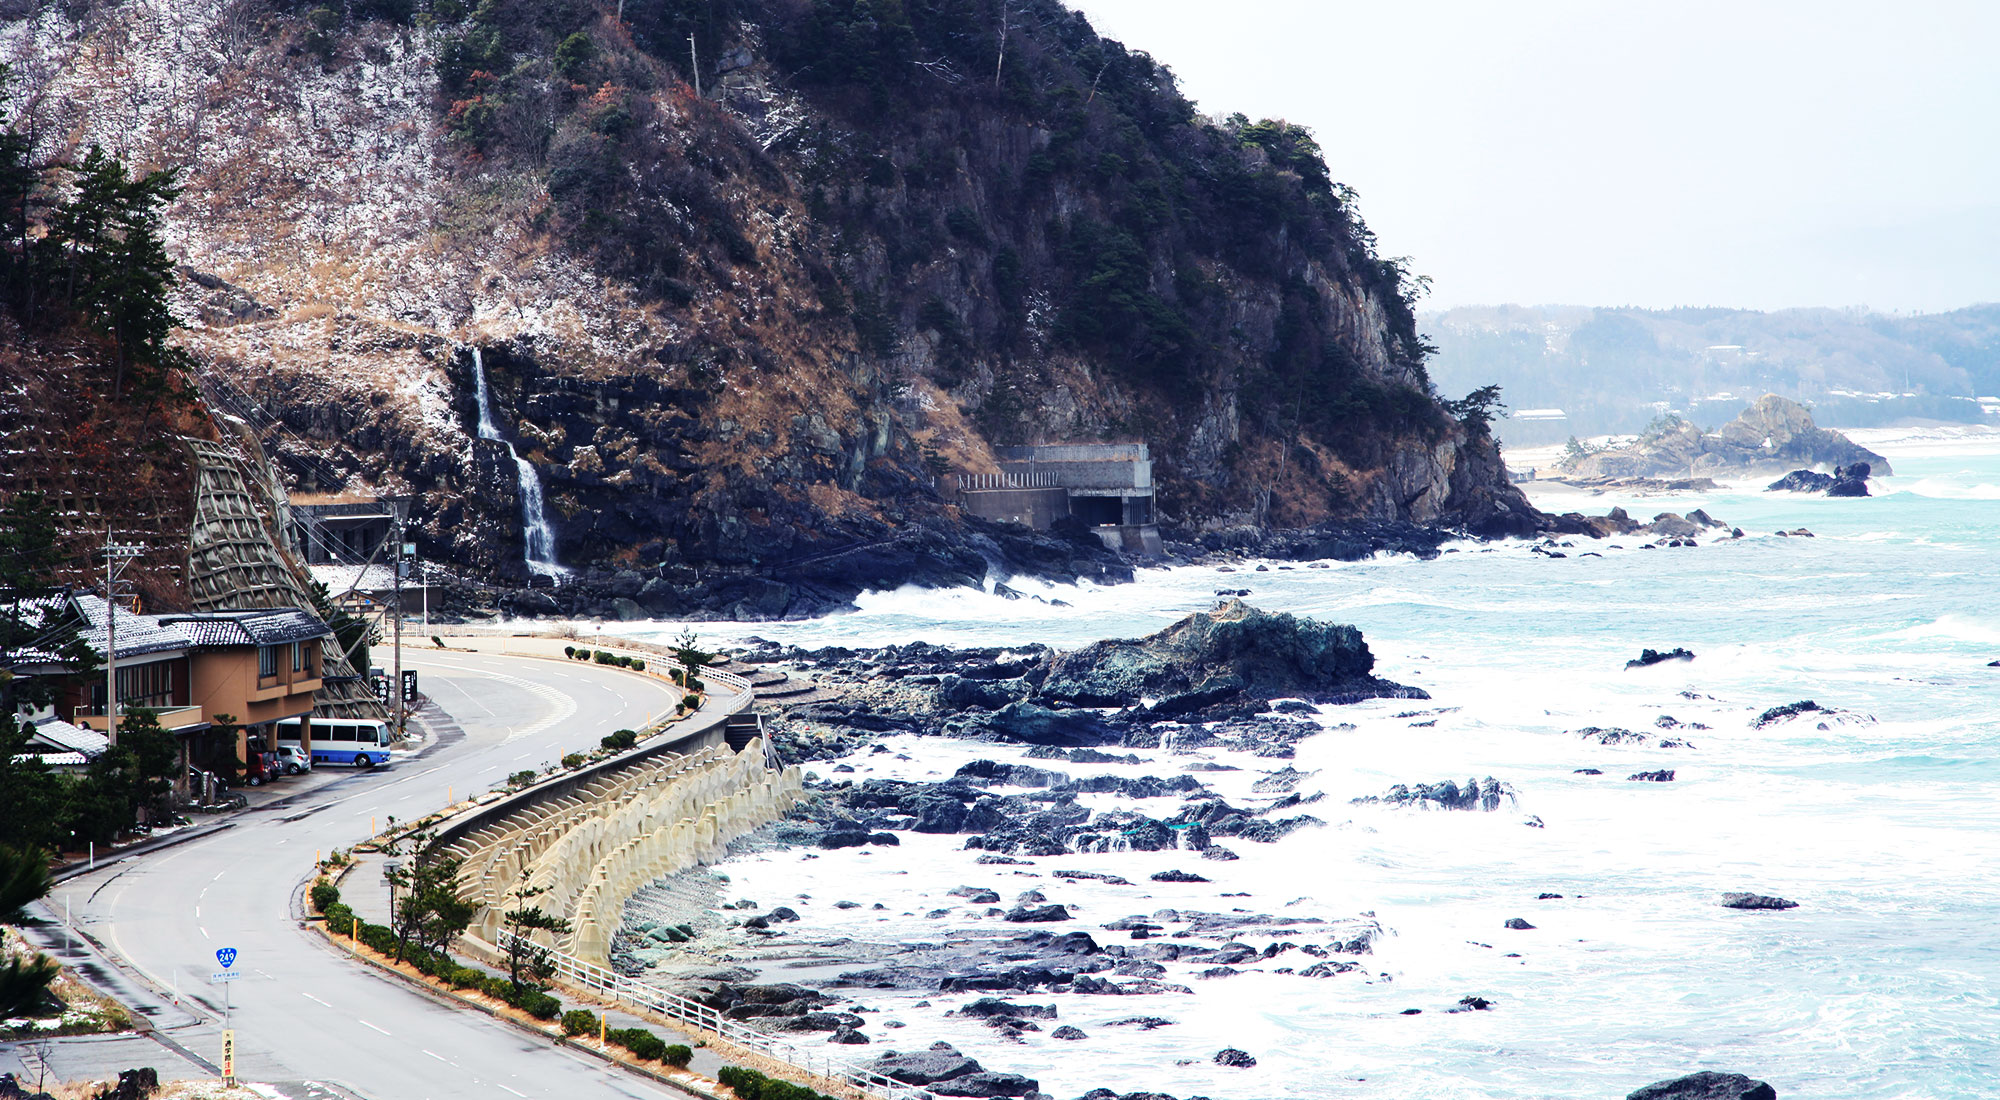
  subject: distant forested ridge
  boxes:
[1425,304,2000,444]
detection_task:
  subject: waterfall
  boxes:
[470,347,566,578]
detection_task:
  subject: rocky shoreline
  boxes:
[457,499,1745,624]
[609,602,1417,1100]
[593,599,1792,1099]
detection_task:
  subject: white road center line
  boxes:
[302,993,331,1007]
[359,1019,390,1035]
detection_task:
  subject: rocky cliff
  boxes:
[6,0,1538,615]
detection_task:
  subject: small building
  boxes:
[306,561,432,616]
[12,716,108,772]
[953,443,1162,555]
[288,491,408,566]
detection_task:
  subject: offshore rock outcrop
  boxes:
[1627,1071,1778,1100]
[1768,462,1873,497]
[1352,777,1515,811]
[1566,396,1890,479]
[1038,599,1417,710]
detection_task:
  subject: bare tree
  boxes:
[994,3,1009,90]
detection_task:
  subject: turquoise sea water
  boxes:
[628,429,2000,1098]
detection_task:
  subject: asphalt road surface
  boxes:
[28,650,693,1100]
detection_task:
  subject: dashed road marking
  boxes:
[359,1019,390,1035]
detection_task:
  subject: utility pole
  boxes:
[688,33,700,97]
[391,520,405,739]
[101,535,144,749]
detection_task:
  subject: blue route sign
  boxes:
[216,947,237,969]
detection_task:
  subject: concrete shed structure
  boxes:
[954,443,1162,555]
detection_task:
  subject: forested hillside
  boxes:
[1427,303,2000,445]
[4,0,1538,616]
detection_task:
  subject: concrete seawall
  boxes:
[435,662,802,967]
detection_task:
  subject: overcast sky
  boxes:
[1068,0,2000,314]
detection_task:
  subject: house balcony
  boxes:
[76,704,208,733]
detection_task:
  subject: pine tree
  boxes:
[43,146,185,399]
[499,881,572,991]
[0,64,42,314]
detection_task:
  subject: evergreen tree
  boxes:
[0,493,99,852]
[44,146,186,399]
[308,578,374,677]
[499,881,571,992]
[0,64,43,313]
[384,829,476,962]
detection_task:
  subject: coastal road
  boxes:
[29,650,692,1099]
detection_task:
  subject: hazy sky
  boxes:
[1068,1,2000,313]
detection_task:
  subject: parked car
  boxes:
[243,747,281,786]
[275,746,312,775]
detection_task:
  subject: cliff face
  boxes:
[6,0,1533,611]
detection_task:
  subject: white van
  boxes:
[276,718,393,769]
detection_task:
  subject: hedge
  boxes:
[323,910,564,1021]
[663,1043,692,1068]
[716,1067,837,1100]
[310,880,340,913]
[562,1008,599,1036]
[323,902,356,931]
[514,989,561,1020]
[608,1026,666,1061]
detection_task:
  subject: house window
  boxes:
[259,645,281,679]
[292,641,304,671]
[115,660,176,710]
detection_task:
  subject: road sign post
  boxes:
[213,946,239,1065]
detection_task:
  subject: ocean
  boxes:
[626,426,2000,1099]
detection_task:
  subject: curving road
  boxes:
[27,650,694,1099]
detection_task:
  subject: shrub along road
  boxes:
[17,649,697,1099]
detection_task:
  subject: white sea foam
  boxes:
[616,434,2000,1098]
[1889,478,2000,500]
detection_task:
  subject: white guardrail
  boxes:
[495,931,926,1100]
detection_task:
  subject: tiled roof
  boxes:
[13,751,89,767]
[73,594,193,659]
[159,608,332,647]
[29,717,109,758]
[0,591,89,664]
[5,594,330,669]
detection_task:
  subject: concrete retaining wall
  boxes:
[958,487,1071,528]
[436,668,801,968]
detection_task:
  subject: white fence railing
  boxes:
[494,931,925,1100]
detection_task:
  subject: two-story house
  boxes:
[9,592,333,788]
